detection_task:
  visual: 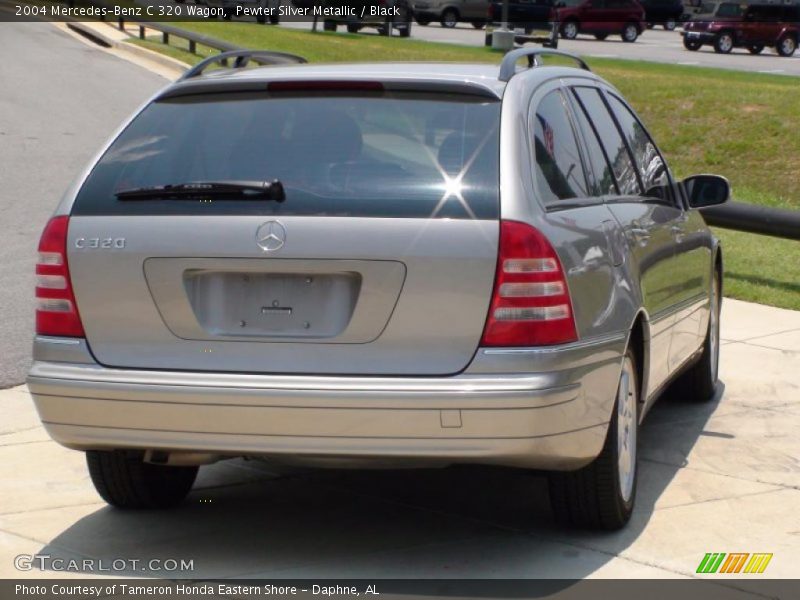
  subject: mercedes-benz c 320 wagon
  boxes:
[28,49,730,529]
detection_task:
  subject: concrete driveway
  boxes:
[1,299,798,587]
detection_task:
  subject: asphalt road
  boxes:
[0,23,165,388]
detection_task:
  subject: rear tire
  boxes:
[548,348,639,530]
[776,34,797,57]
[440,8,458,28]
[416,18,430,25]
[86,450,197,509]
[678,271,721,402]
[471,21,485,29]
[714,31,733,53]
[323,20,337,32]
[683,37,701,51]
[621,22,639,42]
[347,23,361,33]
[664,19,676,31]
[561,19,579,39]
[594,33,608,40]
[748,44,764,54]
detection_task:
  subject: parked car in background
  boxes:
[682,2,799,55]
[681,1,743,51]
[484,0,558,46]
[187,0,281,23]
[413,0,490,28]
[319,0,414,35]
[639,0,683,29]
[556,0,646,42]
[28,47,729,530]
[486,0,555,33]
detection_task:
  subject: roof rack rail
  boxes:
[180,50,308,81]
[498,48,590,82]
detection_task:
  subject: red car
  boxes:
[682,3,800,56]
[556,0,646,42]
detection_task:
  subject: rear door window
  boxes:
[605,93,674,203]
[73,92,500,219]
[565,90,618,196]
[530,90,591,206]
[571,86,642,196]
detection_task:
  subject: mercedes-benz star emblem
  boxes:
[255,220,286,253]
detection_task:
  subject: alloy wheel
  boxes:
[617,355,637,503]
[709,276,720,384]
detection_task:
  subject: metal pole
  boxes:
[502,0,509,30]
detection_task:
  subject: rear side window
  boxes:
[566,91,617,196]
[606,94,673,203]
[73,92,500,219]
[531,90,591,206]
[716,3,742,17]
[572,87,642,197]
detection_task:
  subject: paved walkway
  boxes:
[0,299,798,588]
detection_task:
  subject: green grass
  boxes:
[128,24,800,310]
[715,229,800,309]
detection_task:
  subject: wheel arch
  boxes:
[624,310,650,420]
[442,6,460,18]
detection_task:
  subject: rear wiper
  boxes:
[115,180,285,202]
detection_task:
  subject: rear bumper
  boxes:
[27,334,625,470]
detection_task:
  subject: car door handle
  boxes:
[628,227,651,246]
[670,225,685,243]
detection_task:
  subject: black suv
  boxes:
[640,0,683,30]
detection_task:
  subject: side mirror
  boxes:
[683,174,730,209]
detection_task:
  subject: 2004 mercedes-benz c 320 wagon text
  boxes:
[28,49,730,529]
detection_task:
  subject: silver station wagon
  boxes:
[28,49,729,529]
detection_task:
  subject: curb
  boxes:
[66,21,189,74]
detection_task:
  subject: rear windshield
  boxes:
[72,92,500,220]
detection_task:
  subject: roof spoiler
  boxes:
[179,50,308,81]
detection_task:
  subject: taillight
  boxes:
[35,216,84,337]
[481,220,577,346]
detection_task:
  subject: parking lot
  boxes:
[123,0,800,76]
[0,20,798,591]
[283,19,800,75]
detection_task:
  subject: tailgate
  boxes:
[67,87,500,375]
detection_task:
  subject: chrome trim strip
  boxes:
[35,336,82,346]
[28,361,573,394]
[482,332,626,355]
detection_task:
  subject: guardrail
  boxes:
[701,202,800,241]
[66,6,800,241]
[69,0,246,57]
